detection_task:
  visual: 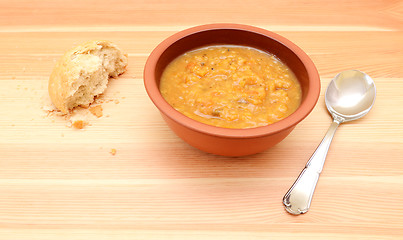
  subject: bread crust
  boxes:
[48,40,128,114]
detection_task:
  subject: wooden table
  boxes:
[1,1,402,239]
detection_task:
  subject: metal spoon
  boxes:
[283,70,376,215]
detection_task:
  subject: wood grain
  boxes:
[0,0,402,239]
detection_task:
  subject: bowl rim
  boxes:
[144,23,320,139]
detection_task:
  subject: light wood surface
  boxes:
[0,0,402,239]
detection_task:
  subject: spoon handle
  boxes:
[283,119,340,215]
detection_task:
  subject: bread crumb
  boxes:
[94,96,105,104]
[110,148,117,155]
[89,105,103,118]
[61,133,64,137]
[114,99,120,104]
[72,120,87,129]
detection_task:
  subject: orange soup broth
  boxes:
[160,45,302,129]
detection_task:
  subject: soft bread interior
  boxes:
[66,45,127,110]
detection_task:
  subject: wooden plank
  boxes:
[0,31,401,78]
[0,0,402,239]
[0,0,401,30]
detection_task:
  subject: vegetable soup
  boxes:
[160,45,301,129]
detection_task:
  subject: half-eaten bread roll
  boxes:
[49,40,128,114]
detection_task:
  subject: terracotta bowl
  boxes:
[144,23,320,156]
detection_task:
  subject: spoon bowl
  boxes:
[283,70,376,215]
[326,70,376,122]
